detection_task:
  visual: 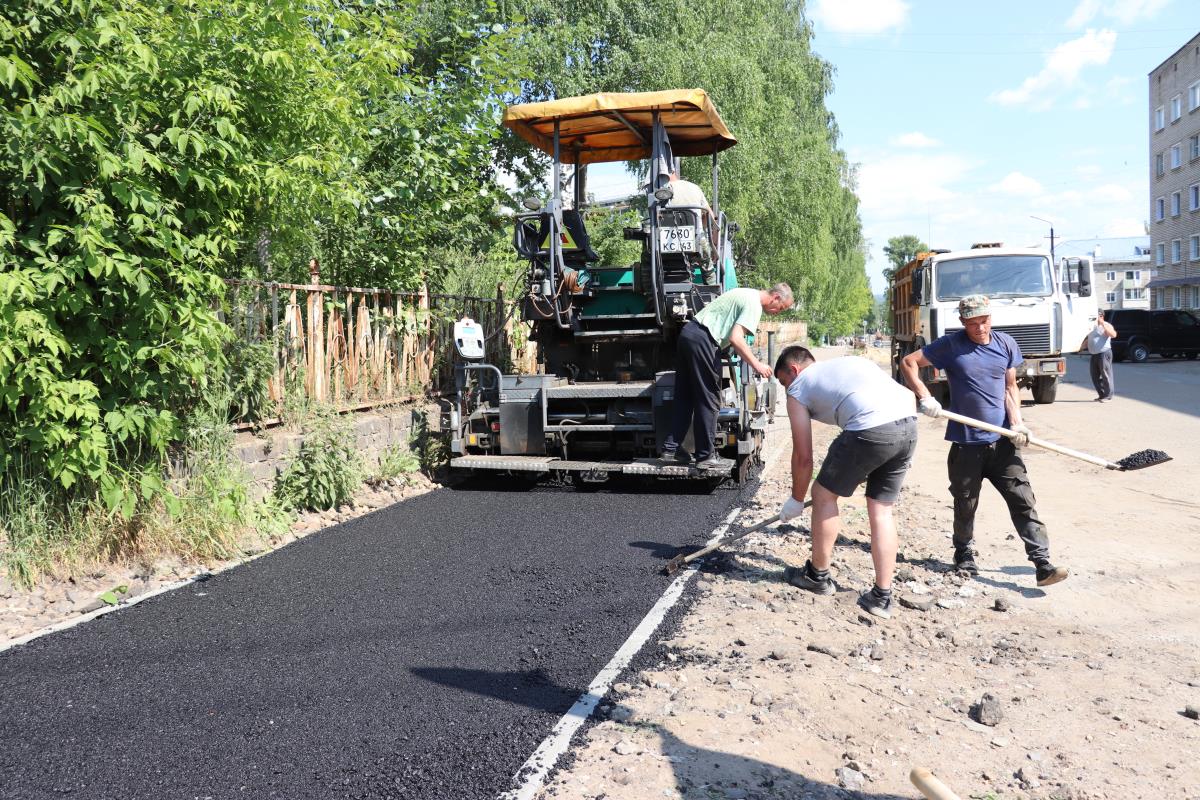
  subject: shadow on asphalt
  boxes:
[413,665,914,799]
[410,667,582,715]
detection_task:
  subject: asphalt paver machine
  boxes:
[449,90,772,485]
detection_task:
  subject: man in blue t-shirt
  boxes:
[900,294,1069,588]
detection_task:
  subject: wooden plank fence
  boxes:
[223,262,536,421]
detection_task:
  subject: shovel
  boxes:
[661,501,811,576]
[936,409,1171,472]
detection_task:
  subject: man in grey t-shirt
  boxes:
[773,345,918,619]
[1083,310,1117,401]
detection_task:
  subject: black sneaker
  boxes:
[857,586,893,619]
[953,549,979,576]
[783,561,835,595]
[1035,563,1069,587]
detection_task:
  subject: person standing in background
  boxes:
[1084,310,1117,402]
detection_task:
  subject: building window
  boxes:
[1156,242,1165,265]
[1191,82,1200,112]
[1171,192,1181,216]
[1155,106,1165,130]
[1105,271,1116,281]
[1192,135,1200,161]
[1156,152,1165,176]
[1125,270,1141,281]
[1195,287,1200,308]
[1171,94,1183,122]
[1192,235,1200,260]
[1156,197,1165,220]
[1174,287,1182,308]
[1106,292,1117,303]
[1124,288,1144,301]
[1172,239,1182,263]
[1171,143,1183,168]
[1192,184,1200,211]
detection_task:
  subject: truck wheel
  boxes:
[1129,343,1150,363]
[1032,376,1057,404]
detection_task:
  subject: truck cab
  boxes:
[891,244,1096,404]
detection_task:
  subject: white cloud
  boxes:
[1102,217,1146,236]
[1066,0,1170,28]
[1076,164,1104,177]
[990,29,1117,110]
[810,0,910,35]
[891,131,941,148]
[855,152,973,216]
[992,172,1045,196]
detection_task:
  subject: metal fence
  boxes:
[223,267,536,422]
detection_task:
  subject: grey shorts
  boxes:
[816,417,918,502]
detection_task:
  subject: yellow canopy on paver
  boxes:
[502,89,737,165]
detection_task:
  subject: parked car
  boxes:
[1105,308,1200,362]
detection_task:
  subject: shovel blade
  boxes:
[1115,449,1173,471]
[1119,455,1173,471]
[661,554,689,576]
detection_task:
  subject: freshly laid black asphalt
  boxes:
[0,477,751,800]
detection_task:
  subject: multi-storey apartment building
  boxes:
[1149,32,1200,310]
[1056,237,1151,310]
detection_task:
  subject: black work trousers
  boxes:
[947,438,1051,565]
[664,321,721,460]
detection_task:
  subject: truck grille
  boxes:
[945,323,1052,355]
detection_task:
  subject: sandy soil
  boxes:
[533,347,1200,800]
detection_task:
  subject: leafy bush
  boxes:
[0,0,412,495]
[223,338,277,427]
[370,444,422,484]
[274,411,363,511]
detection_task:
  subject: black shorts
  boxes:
[816,418,918,502]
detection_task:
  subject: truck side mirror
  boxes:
[1077,258,1092,297]
[910,270,924,305]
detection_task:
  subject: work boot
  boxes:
[857,585,893,619]
[953,547,979,577]
[1035,562,1069,587]
[783,560,835,595]
[659,447,692,465]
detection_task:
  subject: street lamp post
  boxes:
[1030,215,1055,265]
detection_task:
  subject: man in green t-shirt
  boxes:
[661,284,793,468]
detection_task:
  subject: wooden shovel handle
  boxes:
[936,409,1119,470]
[910,767,962,800]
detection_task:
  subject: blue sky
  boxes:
[813,0,1200,292]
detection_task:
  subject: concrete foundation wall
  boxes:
[232,404,435,498]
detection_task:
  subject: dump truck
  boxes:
[446,90,773,486]
[889,244,1097,404]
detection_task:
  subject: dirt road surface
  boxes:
[533,347,1200,800]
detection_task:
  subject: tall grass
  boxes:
[1,392,291,589]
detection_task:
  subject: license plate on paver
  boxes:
[658,226,695,252]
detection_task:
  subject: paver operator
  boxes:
[899,294,1069,588]
[661,284,793,468]
[773,346,919,619]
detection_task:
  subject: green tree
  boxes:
[1,0,412,491]
[882,234,928,280]
[313,0,527,289]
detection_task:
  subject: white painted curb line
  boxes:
[499,505,742,800]
[502,415,790,800]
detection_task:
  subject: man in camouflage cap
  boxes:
[898,294,1069,588]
